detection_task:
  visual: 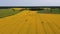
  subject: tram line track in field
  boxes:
[46,15,60,29]
[37,14,47,34]
[38,14,60,34]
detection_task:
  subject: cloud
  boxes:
[0,0,60,6]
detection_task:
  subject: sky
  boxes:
[0,0,60,6]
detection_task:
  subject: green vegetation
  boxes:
[37,8,60,14]
[0,9,21,18]
[25,7,60,14]
[26,7,60,14]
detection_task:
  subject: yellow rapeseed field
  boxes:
[0,10,60,34]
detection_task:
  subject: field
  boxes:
[0,8,60,34]
[0,9,21,18]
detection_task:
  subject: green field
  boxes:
[0,9,20,18]
[37,9,60,14]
